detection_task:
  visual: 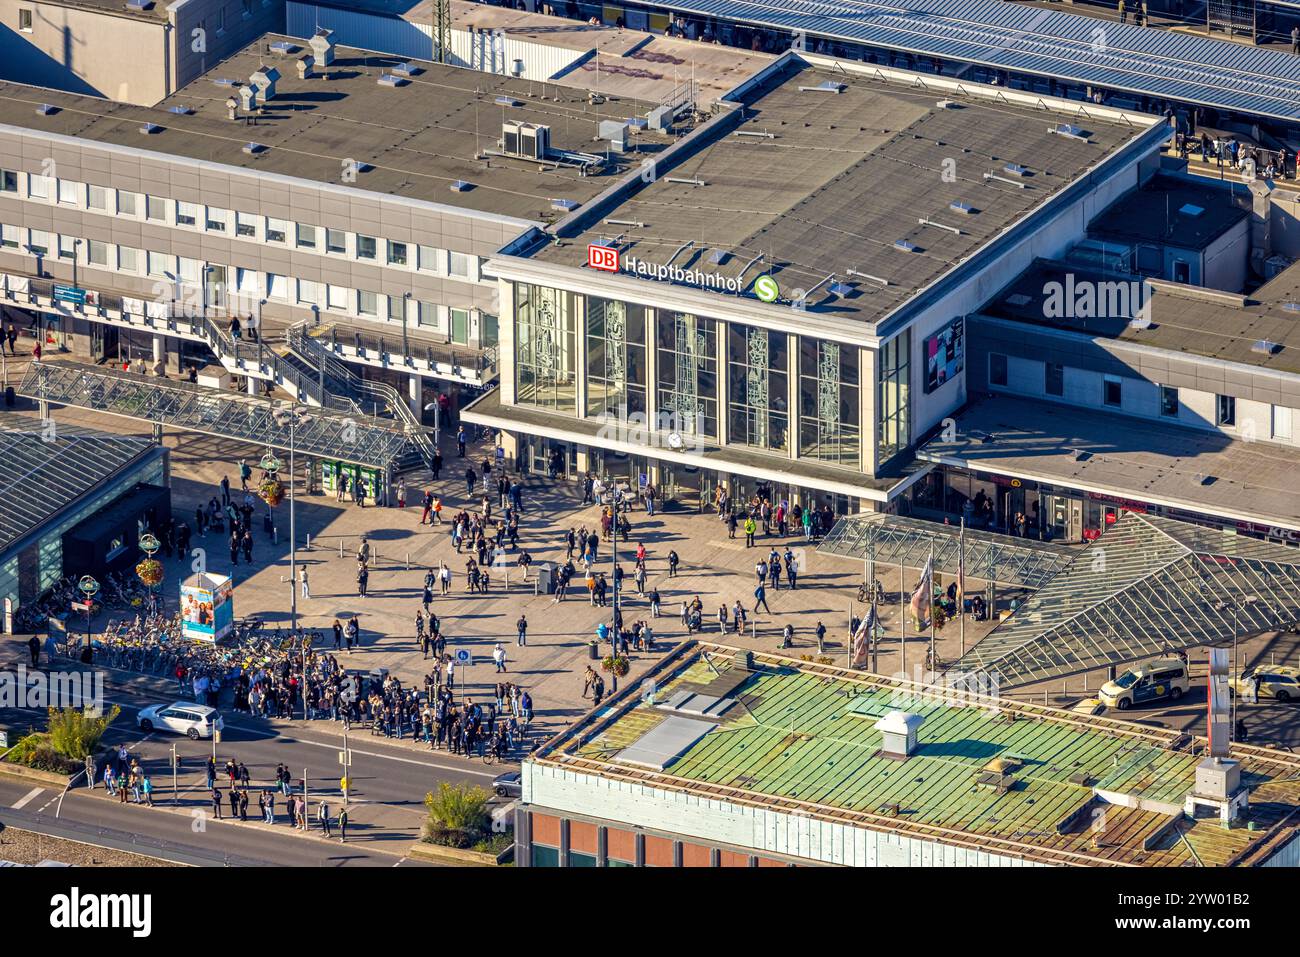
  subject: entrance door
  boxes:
[206,265,228,312]
[89,321,118,362]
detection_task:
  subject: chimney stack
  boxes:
[874,711,925,760]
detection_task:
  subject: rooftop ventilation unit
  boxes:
[35,104,57,116]
[894,239,918,252]
[242,142,266,155]
[450,180,473,192]
[550,198,578,211]
[391,62,419,78]
[1252,339,1280,355]
[250,66,280,101]
[708,249,729,265]
[665,176,706,187]
[1282,302,1300,312]
[1050,123,1088,141]
[237,85,257,110]
[296,56,315,80]
[212,78,238,88]
[829,280,855,296]
[734,129,775,139]
[935,99,960,109]
[1128,315,1152,330]
[125,0,154,10]
[874,711,924,760]
[502,121,550,160]
[800,80,846,93]
[377,73,407,87]
[949,200,975,215]
[269,41,296,55]
[139,122,162,135]
[309,29,335,68]
[1003,162,1029,176]
[167,105,193,115]
[1178,203,1205,218]
[494,95,520,107]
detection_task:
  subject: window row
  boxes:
[0,168,480,279]
[0,224,475,333]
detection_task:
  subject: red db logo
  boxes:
[588,244,619,273]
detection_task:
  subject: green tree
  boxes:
[45,705,120,760]
[423,781,491,847]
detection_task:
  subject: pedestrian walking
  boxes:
[516,614,528,647]
[300,566,310,599]
[319,800,332,837]
[338,806,349,842]
[493,642,507,673]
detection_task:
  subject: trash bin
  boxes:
[588,640,599,660]
[535,562,556,595]
[3,386,14,407]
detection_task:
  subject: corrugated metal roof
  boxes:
[652,0,1300,121]
[0,415,153,554]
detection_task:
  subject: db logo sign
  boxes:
[588,244,619,273]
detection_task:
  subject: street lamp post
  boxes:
[77,575,99,650]
[271,407,309,721]
[138,533,161,616]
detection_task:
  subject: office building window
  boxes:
[326,229,346,254]
[387,240,408,266]
[0,169,17,193]
[1103,376,1122,408]
[235,267,258,296]
[145,195,166,221]
[147,251,171,277]
[1216,393,1235,426]
[19,9,32,32]
[117,190,138,216]
[989,353,1008,387]
[1273,405,1293,441]
[418,245,442,273]
[515,282,577,414]
[388,296,404,322]
[657,311,718,438]
[449,308,470,344]
[87,185,108,210]
[206,207,229,232]
[267,273,288,301]
[296,223,317,250]
[266,218,288,244]
[27,174,49,199]
[801,337,860,466]
[417,300,437,328]
[178,257,200,284]
[57,179,79,205]
[0,224,18,249]
[358,289,377,316]
[117,246,139,271]
[325,285,347,310]
[236,212,258,238]
[175,201,197,226]
[449,251,473,278]
[28,230,49,255]
[57,235,76,259]
[585,296,647,419]
[297,280,320,305]
[356,234,376,260]
[877,329,910,465]
[1044,361,1063,397]
[728,324,789,452]
[1159,385,1179,417]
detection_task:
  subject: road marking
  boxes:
[295,739,499,779]
[11,787,44,810]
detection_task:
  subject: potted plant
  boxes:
[135,558,164,588]
[259,476,285,507]
[601,654,630,678]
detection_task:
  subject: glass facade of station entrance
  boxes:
[509,281,877,504]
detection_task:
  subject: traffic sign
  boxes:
[455,649,470,663]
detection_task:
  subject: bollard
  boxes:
[305,533,312,552]
[273,526,278,545]
[339,539,344,559]
[405,552,410,571]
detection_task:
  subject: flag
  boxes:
[910,554,933,629]
[850,606,875,669]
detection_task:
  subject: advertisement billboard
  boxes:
[923,316,964,394]
[180,573,234,644]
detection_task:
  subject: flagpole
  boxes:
[959,518,967,659]
[899,558,906,679]
[927,543,936,676]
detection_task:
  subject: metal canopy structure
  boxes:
[819,512,1074,590]
[20,362,413,471]
[0,415,154,553]
[952,512,1300,688]
[651,0,1300,121]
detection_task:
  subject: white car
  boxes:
[137,702,224,740]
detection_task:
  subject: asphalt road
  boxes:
[0,665,514,866]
